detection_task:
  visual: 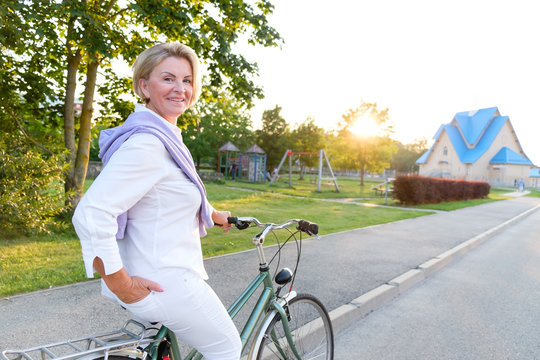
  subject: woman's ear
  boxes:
[139,78,150,100]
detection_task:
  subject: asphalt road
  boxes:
[335,197,540,359]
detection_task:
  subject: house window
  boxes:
[443,146,448,156]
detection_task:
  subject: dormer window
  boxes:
[443,146,448,156]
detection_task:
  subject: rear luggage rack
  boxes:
[1,320,157,360]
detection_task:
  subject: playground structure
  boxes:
[269,149,339,192]
[238,144,267,183]
[217,142,267,182]
[217,141,240,179]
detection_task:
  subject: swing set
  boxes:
[269,149,339,192]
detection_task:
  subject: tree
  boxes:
[2,0,282,208]
[391,137,428,174]
[331,102,397,186]
[0,3,70,231]
[0,128,68,234]
[183,90,254,169]
[290,117,325,179]
[256,105,290,169]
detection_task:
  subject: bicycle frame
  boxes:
[144,233,303,360]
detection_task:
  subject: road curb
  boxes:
[329,202,540,336]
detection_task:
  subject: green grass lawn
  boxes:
[526,188,540,197]
[225,178,510,210]
[223,177,385,199]
[0,179,517,297]
[202,186,429,256]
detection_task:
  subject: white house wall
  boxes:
[419,130,462,178]
[475,121,526,185]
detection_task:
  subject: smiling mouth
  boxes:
[169,98,185,103]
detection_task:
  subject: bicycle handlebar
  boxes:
[227,217,319,236]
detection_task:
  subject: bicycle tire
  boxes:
[255,293,334,360]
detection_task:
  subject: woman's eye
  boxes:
[183,79,192,84]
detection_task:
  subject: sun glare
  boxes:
[350,114,381,138]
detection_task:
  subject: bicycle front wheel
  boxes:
[256,293,334,360]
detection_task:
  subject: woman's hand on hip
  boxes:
[118,275,165,304]
[93,257,164,304]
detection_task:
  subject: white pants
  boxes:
[117,269,241,360]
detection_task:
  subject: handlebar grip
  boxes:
[297,220,319,235]
[227,216,250,230]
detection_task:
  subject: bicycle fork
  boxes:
[272,300,303,360]
[248,291,301,359]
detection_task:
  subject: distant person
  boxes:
[231,162,237,180]
[519,178,525,192]
[72,42,241,359]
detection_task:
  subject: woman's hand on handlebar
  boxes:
[212,210,232,233]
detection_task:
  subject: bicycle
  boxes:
[1,217,334,360]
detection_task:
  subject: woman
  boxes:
[72,43,242,359]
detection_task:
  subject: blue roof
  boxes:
[530,168,540,178]
[490,147,534,165]
[416,147,432,164]
[454,107,498,146]
[417,107,532,165]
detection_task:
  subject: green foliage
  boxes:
[256,105,290,168]
[0,132,68,234]
[328,102,397,185]
[290,117,325,167]
[183,89,255,168]
[0,1,66,131]
[391,138,428,173]
[96,68,136,128]
[2,0,283,207]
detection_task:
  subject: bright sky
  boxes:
[241,0,540,165]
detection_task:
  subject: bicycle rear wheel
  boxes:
[256,293,334,360]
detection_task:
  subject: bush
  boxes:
[0,133,69,234]
[393,175,490,205]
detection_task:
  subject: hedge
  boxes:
[393,175,490,205]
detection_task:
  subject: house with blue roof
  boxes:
[416,107,535,186]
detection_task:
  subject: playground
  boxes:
[217,141,267,183]
[216,141,340,193]
[268,149,339,192]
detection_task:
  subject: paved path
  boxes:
[1,196,539,354]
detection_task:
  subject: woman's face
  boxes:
[139,56,193,124]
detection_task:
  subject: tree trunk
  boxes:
[63,8,84,205]
[360,168,365,186]
[71,59,99,207]
[63,49,82,198]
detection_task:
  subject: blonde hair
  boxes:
[132,43,202,108]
